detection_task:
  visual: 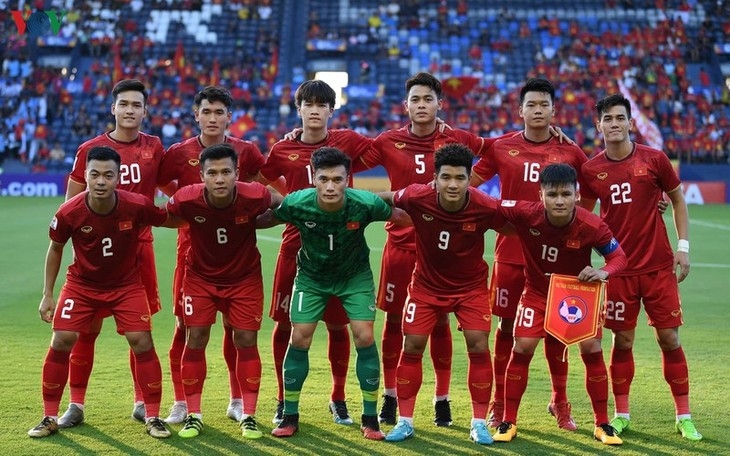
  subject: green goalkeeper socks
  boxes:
[282,345,309,415]
[356,343,380,416]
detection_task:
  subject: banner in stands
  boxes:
[679,182,726,205]
[0,174,67,197]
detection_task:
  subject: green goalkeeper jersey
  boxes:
[274,187,392,283]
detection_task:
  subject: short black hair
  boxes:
[540,163,577,190]
[520,78,555,105]
[311,147,350,175]
[434,143,473,174]
[87,146,121,169]
[199,143,238,168]
[194,86,233,110]
[112,79,148,104]
[596,93,632,119]
[295,80,336,108]
[406,72,442,98]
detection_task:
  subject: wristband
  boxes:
[677,239,689,253]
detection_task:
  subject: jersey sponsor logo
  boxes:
[119,220,133,231]
[288,154,299,161]
[672,377,689,384]
[148,381,162,389]
[42,382,61,389]
[50,216,58,230]
[471,382,491,389]
[347,221,360,230]
[508,149,520,156]
[368,304,376,312]
[304,221,316,228]
[529,228,540,236]
[81,225,93,233]
[558,297,587,324]
[597,172,608,180]
[396,377,410,385]
[634,165,647,176]
[182,379,199,385]
[140,314,151,322]
[421,213,433,221]
[141,149,153,159]
[194,216,206,223]
[501,200,517,207]
[394,142,406,149]
[482,314,491,322]
[506,373,522,381]
[255,315,262,322]
[366,377,379,385]
[284,377,297,385]
[671,309,682,317]
[187,159,200,167]
[462,222,476,232]
[548,154,560,163]
[566,239,581,249]
[589,375,607,382]
[235,215,249,224]
[246,377,261,384]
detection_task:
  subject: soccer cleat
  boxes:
[609,416,630,435]
[28,417,58,438]
[58,404,85,428]
[548,401,577,431]
[163,402,188,424]
[131,402,146,422]
[487,401,503,429]
[271,413,299,437]
[470,421,494,445]
[378,394,397,425]
[145,418,171,438]
[329,400,354,425]
[676,418,703,441]
[178,414,204,438]
[434,399,452,427]
[493,422,517,442]
[240,415,263,439]
[594,423,623,445]
[384,419,414,442]
[272,399,284,425]
[227,400,243,422]
[360,414,385,440]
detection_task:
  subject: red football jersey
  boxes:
[580,143,681,275]
[69,131,165,242]
[393,184,505,297]
[357,125,490,250]
[158,135,265,188]
[499,201,621,306]
[472,133,588,265]
[49,190,168,289]
[258,129,373,256]
[166,181,271,284]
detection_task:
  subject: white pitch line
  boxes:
[692,220,730,231]
[694,263,730,269]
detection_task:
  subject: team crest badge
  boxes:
[508,149,520,156]
[394,142,406,149]
[422,214,434,221]
[288,154,299,161]
[305,221,316,228]
[188,159,200,166]
[50,217,58,230]
[558,297,587,324]
[81,226,93,233]
[194,216,206,223]
[597,172,608,180]
[529,228,540,236]
[501,200,517,207]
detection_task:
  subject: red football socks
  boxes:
[327,326,350,402]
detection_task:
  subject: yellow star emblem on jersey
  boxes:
[394,142,406,149]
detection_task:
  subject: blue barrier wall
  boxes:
[680,164,730,202]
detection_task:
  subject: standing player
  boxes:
[263,147,394,440]
[166,144,279,439]
[57,79,168,427]
[28,146,173,439]
[492,163,627,445]
[157,86,269,424]
[581,94,701,441]
[379,144,505,445]
[469,78,590,429]
[255,80,373,425]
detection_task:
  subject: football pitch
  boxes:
[1,196,728,455]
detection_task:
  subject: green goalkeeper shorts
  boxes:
[290,268,377,323]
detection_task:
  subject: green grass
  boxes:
[1,197,728,455]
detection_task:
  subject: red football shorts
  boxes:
[53,281,152,335]
[515,292,603,340]
[376,240,416,314]
[182,273,264,330]
[139,240,161,314]
[489,261,526,320]
[172,229,191,317]
[402,287,491,336]
[268,252,349,325]
[604,268,683,331]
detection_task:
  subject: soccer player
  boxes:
[157,86,270,424]
[492,163,627,445]
[166,143,280,439]
[378,144,506,445]
[470,78,591,429]
[581,94,702,441]
[255,80,373,425]
[263,147,394,440]
[28,146,174,439]
[58,79,168,427]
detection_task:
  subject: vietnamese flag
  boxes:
[211,57,220,87]
[230,114,257,138]
[174,41,185,71]
[112,49,122,84]
[442,76,479,99]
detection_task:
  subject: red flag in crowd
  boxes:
[174,41,185,71]
[112,49,122,84]
[230,114,257,138]
[211,58,220,87]
[442,76,479,99]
